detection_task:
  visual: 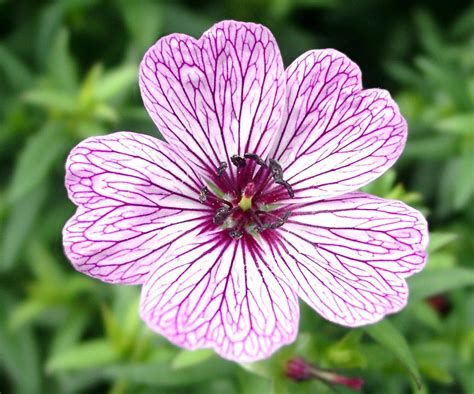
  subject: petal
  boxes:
[271,50,406,203]
[140,21,286,175]
[265,192,428,326]
[140,231,299,362]
[63,132,209,284]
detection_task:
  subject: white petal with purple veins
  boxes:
[140,232,299,362]
[271,50,406,203]
[63,132,210,284]
[265,192,428,326]
[140,21,286,175]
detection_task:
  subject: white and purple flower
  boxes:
[63,21,428,362]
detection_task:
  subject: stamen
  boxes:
[268,158,295,198]
[244,153,267,167]
[249,210,265,232]
[213,206,231,225]
[199,186,209,203]
[216,161,227,177]
[276,179,295,198]
[269,210,291,229]
[231,154,246,168]
[268,158,283,181]
[229,229,243,240]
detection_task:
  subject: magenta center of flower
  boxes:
[198,153,294,240]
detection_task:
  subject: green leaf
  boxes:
[411,301,443,332]
[50,312,89,357]
[172,349,214,370]
[9,299,49,330]
[427,232,458,254]
[36,3,64,66]
[47,29,78,92]
[46,339,119,373]
[437,113,474,136]
[361,170,396,197]
[7,122,70,202]
[102,357,236,387]
[116,0,163,54]
[413,342,455,384]
[365,320,423,390]
[403,135,458,160]
[94,65,137,102]
[26,240,65,284]
[414,10,444,58]
[0,44,33,90]
[1,183,47,271]
[325,331,367,368]
[409,268,474,301]
[454,149,474,209]
[101,305,124,353]
[0,292,42,394]
[23,89,77,113]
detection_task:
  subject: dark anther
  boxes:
[268,158,283,181]
[213,206,231,225]
[244,153,267,167]
[281,210,292,222]
[256,223,270,233]
[270,210,292,229]
[276,179,295,198]
[229,229,243,240]
[231,154,246,168]
[216,161,227,177]
[220,199,233,208]
[199,186,209,203]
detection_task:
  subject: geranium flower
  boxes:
[63,20,428,362]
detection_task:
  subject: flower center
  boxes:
[198,153,294,239]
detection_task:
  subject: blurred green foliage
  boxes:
[1,0,474,393]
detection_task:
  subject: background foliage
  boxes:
[1,0,474,393]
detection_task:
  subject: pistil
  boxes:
[238,182,255,211]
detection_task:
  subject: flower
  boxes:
[63,20,428,362]
[286,357,363,390]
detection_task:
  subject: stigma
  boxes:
[238,183,255,211]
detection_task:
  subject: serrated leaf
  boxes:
[7,122,70,202]
[46,339,118,373]
[365,320,423,390]
[172,349,214,370]
[408,268,474,301]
